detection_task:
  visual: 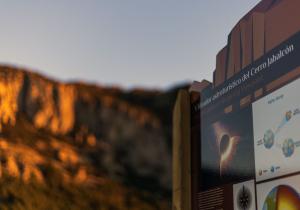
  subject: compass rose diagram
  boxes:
[237,185,252,210]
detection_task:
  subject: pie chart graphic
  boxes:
[263,185,300,210]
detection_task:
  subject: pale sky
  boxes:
[0,0,260,89]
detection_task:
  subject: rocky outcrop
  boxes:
[0,65,176,197]
[0,66,161,137]
[0,138,45,183]
[0,70,23,129]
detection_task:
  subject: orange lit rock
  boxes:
[0,139,8,150]
[86,134,97,147]
[51,139,80,165]
[57,84,76,134]
[28,78,76,135]
[6,155,20,178]
[22,164,44,183]
[0,71,23,129]
[75,167,88,183]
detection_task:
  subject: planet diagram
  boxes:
[282,138,295,158]
[263,185,300,210]
[263,129,275,149]
[260,110,300,157]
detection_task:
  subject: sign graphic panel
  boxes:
[253,78,300,182]
[197,31,300,210]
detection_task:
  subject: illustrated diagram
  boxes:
[263,185,300,210]
[233,180,255,210]
[253,78,300,181]
[257,109,300,158]
[256,174,300,210]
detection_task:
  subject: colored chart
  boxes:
[257,175,300,210]
[253,79,300,181]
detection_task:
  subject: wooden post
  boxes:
[172,90,191,210]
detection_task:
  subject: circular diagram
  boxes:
[237,185,252,210]
[258,110,300,157]
[263,129,275,149]
[263,185,300,210]
[282,138,295,157]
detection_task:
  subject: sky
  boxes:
[0,0,260,89]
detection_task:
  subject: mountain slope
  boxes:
[0,65,187,210]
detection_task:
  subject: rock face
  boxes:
[0,70,23,129]
[0,65,182,210]
[0,66,161,136]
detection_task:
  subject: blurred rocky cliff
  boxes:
[0,65,187,210]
